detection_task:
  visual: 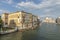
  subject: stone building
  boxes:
[1,11,40,30]
[43,17,55,23]
[56,17,60,24]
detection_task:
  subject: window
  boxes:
[5,23,8,25]
[18,16,19,18]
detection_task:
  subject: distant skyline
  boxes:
[0,0,60,18]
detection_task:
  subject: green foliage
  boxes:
[0,16,3,28]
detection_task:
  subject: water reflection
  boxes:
[1,23,60,40]
[39,23,60,40]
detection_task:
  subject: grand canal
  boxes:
[1,23,60,40]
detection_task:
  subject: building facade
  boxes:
[56,17,60,24]
[1,11,40,30]
[43,17,55,23]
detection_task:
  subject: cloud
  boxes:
[1,0,59,18]
[16,0,60,18]
[16,0,60,9]
[0,10,3,12]
[0,10,10,14]
[16,2,39,9]
[1,0,13,4]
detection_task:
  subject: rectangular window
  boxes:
[5,23,8,25]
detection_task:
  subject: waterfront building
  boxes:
[1,11,40,30]
[43,17,55,23]
[56,17,60,24]
[1,13,9,27]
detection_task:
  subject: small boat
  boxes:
[0,28,17,34]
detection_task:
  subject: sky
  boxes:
[0,0,60,18]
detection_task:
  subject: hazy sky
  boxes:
[0,0,60,18]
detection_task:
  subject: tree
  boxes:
[0,16,3,28]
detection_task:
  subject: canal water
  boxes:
[0,23,60,40]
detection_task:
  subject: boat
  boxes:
[0,27,17,34]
